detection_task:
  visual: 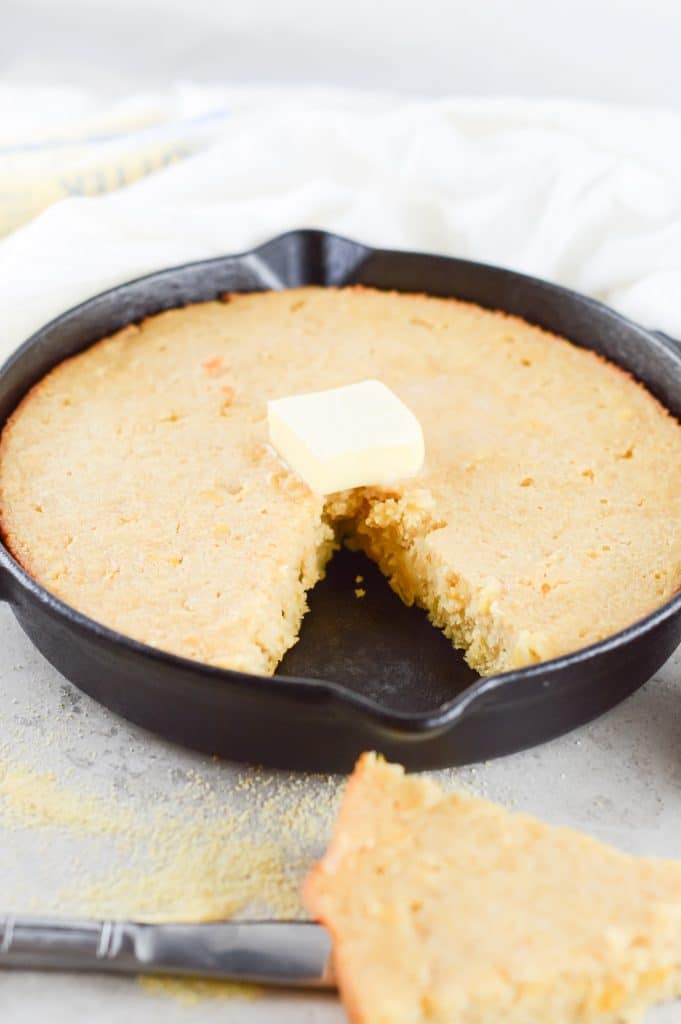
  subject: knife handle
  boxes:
[0,914,334,987]
[0,914,138,972]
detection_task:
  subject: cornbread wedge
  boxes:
[305,753,681,1024]
[1,287,680,674]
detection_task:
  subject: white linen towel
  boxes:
[2,84,681,360]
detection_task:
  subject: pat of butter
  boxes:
[267,379,425,495]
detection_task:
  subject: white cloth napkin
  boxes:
[2,84,681,361]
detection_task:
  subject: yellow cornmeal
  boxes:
[138,976,261,1006]
[2,288,680,676]
[0,761,135,835]
[78,816,302,922]
[0,752,341,1005]
[306,754,681,1024]
[0,754,340,921]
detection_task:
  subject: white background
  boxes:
[2,0,680,108]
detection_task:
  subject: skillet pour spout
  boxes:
[0,230,680,771]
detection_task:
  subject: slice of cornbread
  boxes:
[305,753,681,1024]
[1,287,680,674]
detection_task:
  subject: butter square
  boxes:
[267,379,425,495]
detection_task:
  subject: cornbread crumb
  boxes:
[306,753,681,1024]
[1,287,680,675]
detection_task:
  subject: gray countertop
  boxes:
[1,600,681,1022]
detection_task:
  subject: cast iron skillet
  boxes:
[0,230,680,771]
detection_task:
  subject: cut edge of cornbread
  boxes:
[223,514,339,675]
[326,489,528,676]
[305,753,681,1024]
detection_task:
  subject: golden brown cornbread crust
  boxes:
[305,753,681,1024]
[1,286,680,675]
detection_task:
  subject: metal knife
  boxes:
[0,915,334,988]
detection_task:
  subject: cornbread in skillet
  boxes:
[305,753,681,1024]
[0,286,680,674]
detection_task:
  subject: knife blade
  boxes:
[0,914,334,988]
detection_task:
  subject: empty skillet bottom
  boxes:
[323,488,526,677]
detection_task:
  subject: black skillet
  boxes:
[1,230,680,771]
